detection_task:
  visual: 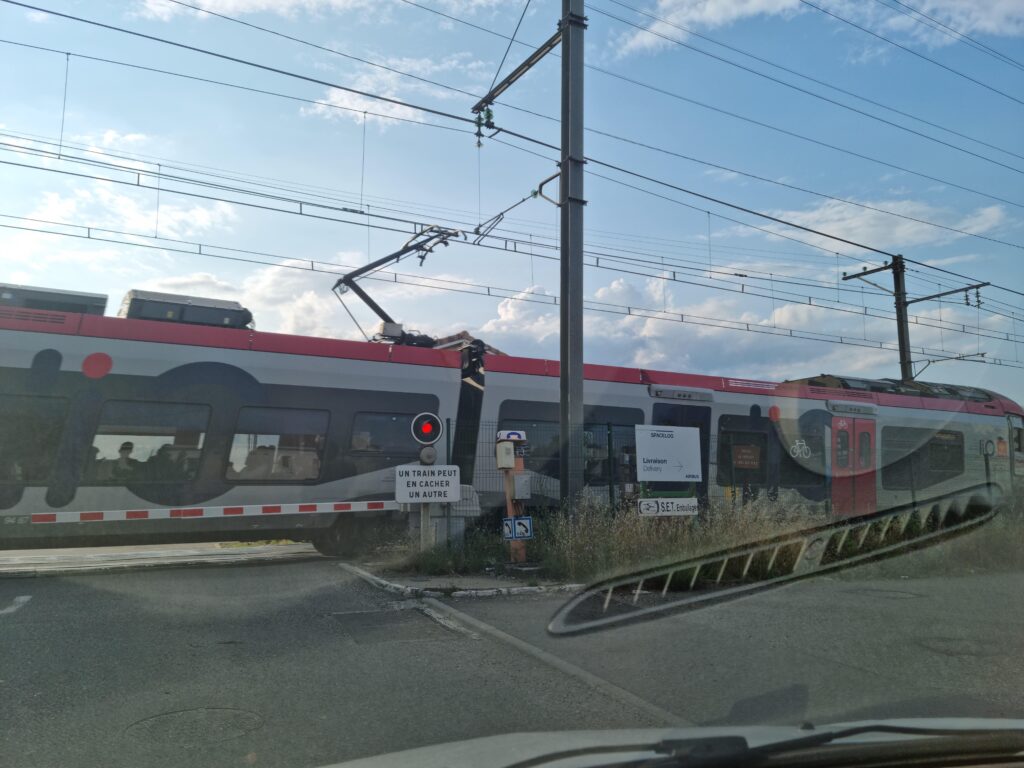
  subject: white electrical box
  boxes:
[496,441,516,469]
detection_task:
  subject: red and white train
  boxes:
[1,284,1021,554]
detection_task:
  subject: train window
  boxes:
[835,430,850,469]
[927,430,964,475]
[717,430,767,486]
[227,407,328,482]
[85,401,209,484]
[0,395,67,485]
[777,429,825,488]
[881,427,963,490]
[858,432,872,469]
[350,412,420,456]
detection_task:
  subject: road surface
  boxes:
[3,549,1022,767]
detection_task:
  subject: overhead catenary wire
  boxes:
[875,0,1024,72]
[3,124,863,278]
[390,0,1024,213]
[870,0,1024,73]
[798,0,1024,108]
[3,189,1019,346]
[600,0,1024,162]
[5,10,1019,329]
[5,213,1022,370]
[589,3,1024,175]
[0,22,916,265]
[7,125,1016,332]
[5,36,1023,249]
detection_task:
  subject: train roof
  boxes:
[1,305,1020,416]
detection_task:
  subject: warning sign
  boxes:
[731,444,761,470]
[395,465,461,503]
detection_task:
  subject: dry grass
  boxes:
[391,495,824,580]
[390,488,1024,581]
[532,495,823,582]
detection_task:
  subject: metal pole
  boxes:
[559,0,586,507]
[892,255,914,381]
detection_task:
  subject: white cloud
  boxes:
[612,0,1024,57]
[137,0,505,22]
[0,186,238,279]
[746,198,1008,256]
[304,52,489,127]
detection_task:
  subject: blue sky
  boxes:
[1,0,1023,402]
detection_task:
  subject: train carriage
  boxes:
[1,283,1022,553]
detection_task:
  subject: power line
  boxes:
[5,213,1021,370]
[0,17,910,265]
[903,257,1024,301]
[8,128,1015,342]
[589,2,1024,175]
[8,20,1023,231]
[799,0,1024,107]
[4,160,1017,345]
[0,0,479,127]
[13,40,1007,253]
[600,0,1024,162]
[877,0,1024,72]
[5,124,859,277]
[871,0,1024,73]
[583,125,1024,252]
[488,0,532,93]
[392,0,1024,212]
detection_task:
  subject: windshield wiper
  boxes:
[505,725,1024,768]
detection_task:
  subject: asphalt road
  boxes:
[4,548,1023,768]
[1,558,661,768]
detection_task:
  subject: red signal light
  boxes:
[411,413,442,445]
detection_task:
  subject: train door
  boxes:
[832,416,876,516]
[1010,415,1024,487]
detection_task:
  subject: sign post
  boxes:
[496,431,529,563]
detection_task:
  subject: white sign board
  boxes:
[496,429,527,441]
[395,465,461,503]
[638,498,699,516]
[634,426,702,482]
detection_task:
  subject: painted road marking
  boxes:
[0,596,32,615]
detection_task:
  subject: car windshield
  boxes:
[1,2,1023,767]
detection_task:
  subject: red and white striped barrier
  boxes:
[30,499,399,524]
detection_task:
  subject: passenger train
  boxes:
[1,284,1021,554]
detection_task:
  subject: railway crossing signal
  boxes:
[411,412,443,445]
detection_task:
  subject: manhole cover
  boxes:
[329,609,463,644]
[126,708,263,747]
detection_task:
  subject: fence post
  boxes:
[445,417,452,547]
[607,422,615,508]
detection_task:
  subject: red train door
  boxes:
[853,420,877,516]
[832,417,876,516]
